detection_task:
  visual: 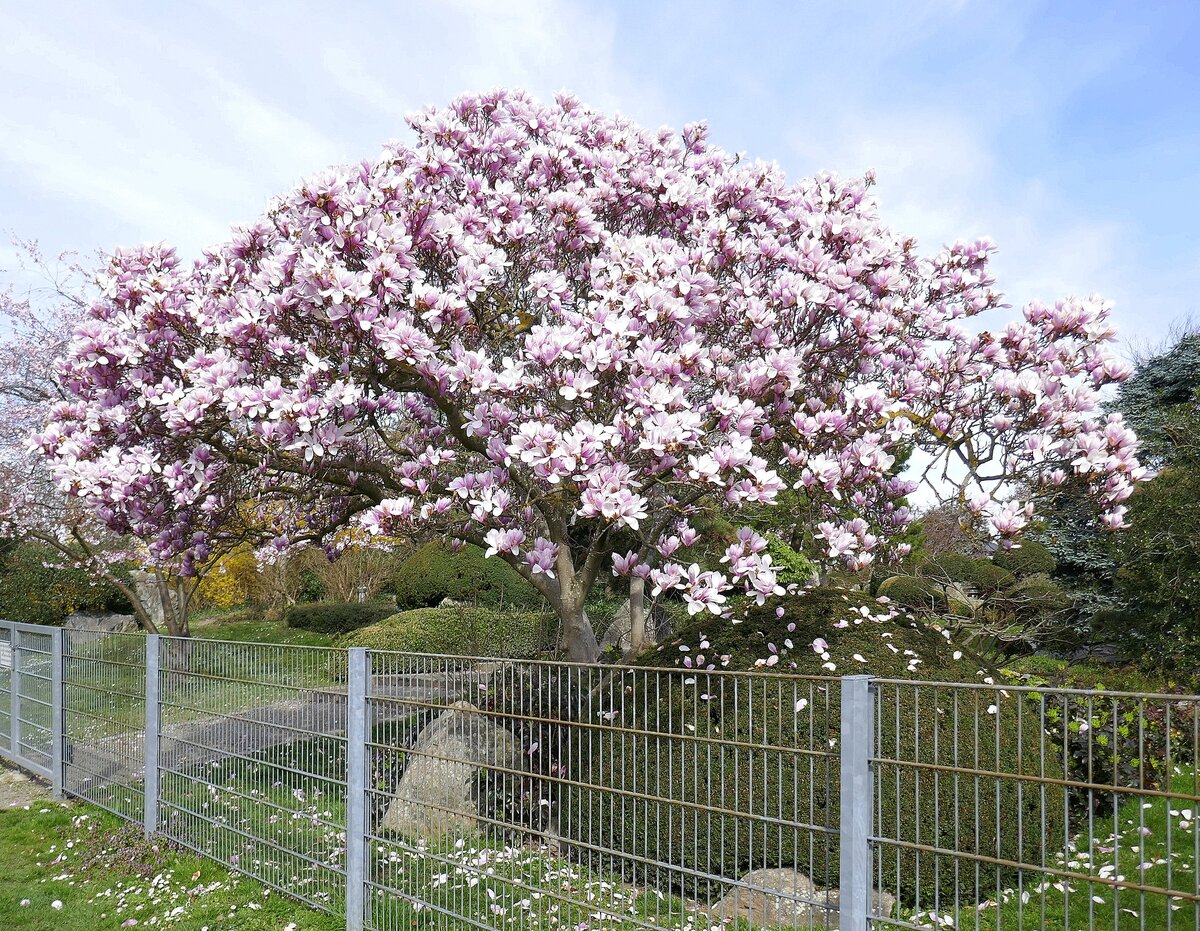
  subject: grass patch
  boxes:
[366,833,724,931]
[191,612,338,648]
[905,766,1200,929]
[0,799,343,930]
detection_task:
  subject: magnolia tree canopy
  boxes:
[39,90,1143,660]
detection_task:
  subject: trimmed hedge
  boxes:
[338,606,552,658]
[562,588,1065,908]
[921,553,1016,593]
[0,541,132,624]
[1005,573,1071,614]
[393,543,542,610]
[283,600,394,634]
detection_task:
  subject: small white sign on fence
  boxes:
[0,640,11,671]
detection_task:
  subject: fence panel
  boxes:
[0,624,11,755]
[362,652,842,931]
[63,629,147,821]
[153,636,350,914]
[12,625,55,779]
[870,678,1200,930]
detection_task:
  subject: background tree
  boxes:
[1031,325,1200,659]
[38,91,1142,660]
[1110,329,1200,664]
[0,240,239,635]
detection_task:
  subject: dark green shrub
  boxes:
[283,600,393,634]
[297,568,326,603]
[477,664,580,839]
[338,606,552,658]
[1001,658,1198,817]
[992,540,1056,578]
[0,542,132,624]
[562,589,1064,908]
[1004,573,1070,614]
[877,573,947,610]
[392,543,542,610]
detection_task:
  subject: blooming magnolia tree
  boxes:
[39,90,1143,661]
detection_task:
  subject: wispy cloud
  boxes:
[2,0,1197,348]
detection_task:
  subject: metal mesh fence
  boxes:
[1,617,1199,931]
[13,625,54,777]
[0,625,11,755]
[154,636,350,913]
[362,652,841,931]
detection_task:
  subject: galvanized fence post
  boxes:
[345,647,368,931]
[144,634,160,836]
[10,628,21,762]
[49,627,64,798]
[840,674,874,931]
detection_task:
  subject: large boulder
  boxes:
[599,597,672,653]
[63,610,138,644]
[130,570,178,630]
[381,700,519,840]
[707,868,817,926]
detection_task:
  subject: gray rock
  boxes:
[63,610,138,644]
[708,868,896,929]
[381,700,518,840]
[130,570,178,630]
[600,597,671,653]
[708,868,818,926]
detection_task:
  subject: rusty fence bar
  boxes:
[1,618,1199,931]
[868,676,1200,931]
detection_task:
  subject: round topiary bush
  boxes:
[921,553,1016,593]
[1004,574,1070,614]
[392,543,543,610]
[992,540,1056,578]
[877,573,947,610]
[561,588,1065,909]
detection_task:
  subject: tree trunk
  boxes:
[161,635,196,687]
[629,575,646,654]
[559,604,600,663]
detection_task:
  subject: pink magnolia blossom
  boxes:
[35,90,1143,660]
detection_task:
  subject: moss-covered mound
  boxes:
[877,573,947,610]
[561,588,1064,908]
[921,553,1016,593]
[392,542,543,610]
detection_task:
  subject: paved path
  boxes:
[0,762,53,809]
[64,669,495,794]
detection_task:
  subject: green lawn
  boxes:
[190,610,338,648]
[0,800,344,931]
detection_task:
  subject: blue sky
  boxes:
[3,0,1198,351]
